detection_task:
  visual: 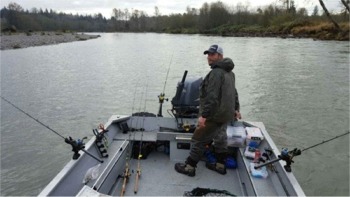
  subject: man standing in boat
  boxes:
[175,44,241,176]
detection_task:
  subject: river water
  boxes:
[1,33,349,196]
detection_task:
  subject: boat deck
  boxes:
[115,151,243,196]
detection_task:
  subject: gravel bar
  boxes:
[0,32,100,50]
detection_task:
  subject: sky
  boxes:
[0,0,345,18]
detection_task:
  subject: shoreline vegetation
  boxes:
[1,1,349,50]
[165,21,350,41]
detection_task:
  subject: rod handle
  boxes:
[82,149,104,163]
[254,157,281,169]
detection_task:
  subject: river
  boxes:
[1,33,349,196]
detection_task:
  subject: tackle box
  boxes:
[245,127,264,146]
[226,126,246,148]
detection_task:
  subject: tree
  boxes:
[154,6,160,17]
[199,2,210,31]
[124,8,129,21]
[139,11,147,30]
[289,0,296,14]
[182,6,197,29]
[7,2,23,12]
[312,6,319,16]
[279,0,290,10]
[130,9,141,31]
[297,8,308,16]
[112,8,119,20]
[208,1,230,28]
[235,2,250,24]
[31,7,38,14]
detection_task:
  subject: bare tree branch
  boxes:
[341,0,350,12]
[319,0,341,31]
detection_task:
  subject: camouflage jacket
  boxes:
[199,58,240,123]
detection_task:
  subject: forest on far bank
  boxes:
[1,1,349,40]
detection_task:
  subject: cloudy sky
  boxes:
[0,0,344,18]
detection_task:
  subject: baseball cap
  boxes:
[203,44,223,55]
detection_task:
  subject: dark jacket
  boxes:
[199,58,240,123]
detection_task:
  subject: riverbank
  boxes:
[166,21,350,41]
[0,32,100,50]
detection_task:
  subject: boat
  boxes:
[38,71,305,196]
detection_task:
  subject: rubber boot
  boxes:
[174,157,197,177]
[174,163,196,177]
[205,162,227,175]
[206,152,227,175]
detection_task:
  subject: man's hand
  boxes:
[235,111,242,120]
[198,116,206,128]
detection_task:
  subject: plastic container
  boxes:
[244,146,256,159]
[227,126,246,147]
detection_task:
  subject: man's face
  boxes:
[207,53,222,65]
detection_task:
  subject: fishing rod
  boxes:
[120,79,149,196]
[157,53,173,117]
[120,85,140,196]
[130,81,140,130]
[162,53,173,94]
[1,96,103,163]
[134,79,149,194]
[254,131,350,172]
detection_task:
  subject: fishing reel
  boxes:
[254,147,301,172]
[178,123,196,133]
[157,93,168,117]
[158,93,169,104]
[278,148,302,172]
[65,136,88,160]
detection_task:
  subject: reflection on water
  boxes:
[1,33,349,196]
